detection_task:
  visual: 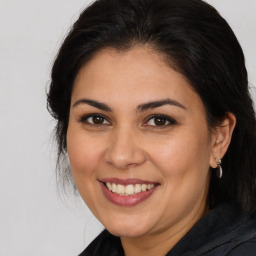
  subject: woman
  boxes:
[47,0,256,255]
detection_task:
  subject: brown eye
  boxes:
[145,114,176,127]
[154,117,167,126]
[92,116,104,124]
[80,114,111,125]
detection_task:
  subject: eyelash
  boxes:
[79,113,111,126]
[79,113,177,128]
[143,114,177,128]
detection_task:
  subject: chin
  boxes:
[102,217,153,238]
[107,226,147,238]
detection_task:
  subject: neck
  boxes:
[121,199,209,256]
[121,229,187,256]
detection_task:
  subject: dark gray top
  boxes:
[79,203,256,256]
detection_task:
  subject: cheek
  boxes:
[152,135,210,173]
[149,132,211,214]
[66,127,105,210]
[148,128,212,196]
[66,127,105,178]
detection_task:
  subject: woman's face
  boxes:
[67,47,216,238]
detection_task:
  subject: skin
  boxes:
[67,46,236,256]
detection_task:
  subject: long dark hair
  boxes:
[47,0,256,215]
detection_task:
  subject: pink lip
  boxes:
[99,179,159,207]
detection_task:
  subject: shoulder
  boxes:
[169,204,256,256]
[227,234,256,256]
[203,236,256,256]
[227,238,256,255]
[206,210,256,256]
[204,211,256,256]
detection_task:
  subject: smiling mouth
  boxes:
[104,182,156,196]
[100,179,160,206]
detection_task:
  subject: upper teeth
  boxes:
[106,182,155,196]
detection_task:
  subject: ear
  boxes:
[209,112,236,168]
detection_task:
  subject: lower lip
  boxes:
[100,182,158,206]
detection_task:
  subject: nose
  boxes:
[104,127,146,169]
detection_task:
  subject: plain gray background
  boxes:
[0,0,255,255]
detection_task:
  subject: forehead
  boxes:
[71,46,204,112]
[74,46,172,88]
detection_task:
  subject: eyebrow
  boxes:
[72,98,186,112]
[73,98,112,112]
[137,99,186,112]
